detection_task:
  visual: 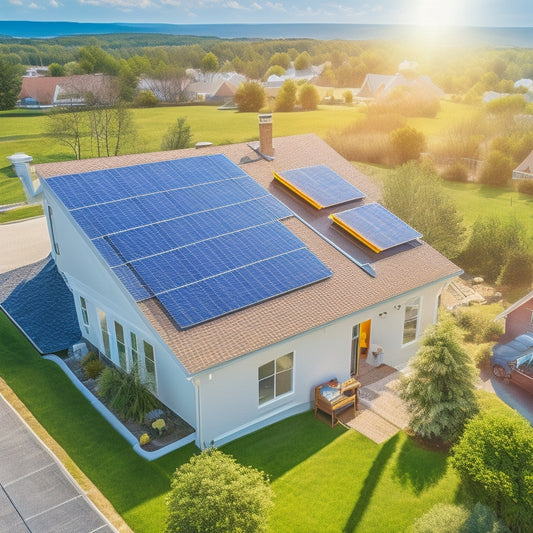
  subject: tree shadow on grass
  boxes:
[343,434,399,533]
[392,435,449,495]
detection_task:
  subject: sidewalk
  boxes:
[0,392,117,533]
[0,216,51,274]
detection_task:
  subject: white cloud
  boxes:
[8,0,23,5]
[79,0,155,7]
[223,0,248,10]
[50,0,59,6]
[29,2,44,8]
[250,2,262,9]
[160,0,182,5]
[265,1,286,12]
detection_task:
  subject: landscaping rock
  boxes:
[472,277,484,284]
[145,408,164,425]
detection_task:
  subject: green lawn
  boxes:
[0,310,468,533]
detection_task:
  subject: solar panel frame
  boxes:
[330,202,422,252]
[274,165,365,209]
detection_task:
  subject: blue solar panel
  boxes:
[108,197,291,263]
[331,203,422,252]
[132,222,305,294]
[157,248,332,328]
[47,153,332,328]
[275,165,365,208]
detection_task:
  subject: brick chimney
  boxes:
[258,114,273,157]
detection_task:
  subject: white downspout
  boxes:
[193,377,204,449]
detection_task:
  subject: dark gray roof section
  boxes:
[0,256,81,353]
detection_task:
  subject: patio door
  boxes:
[350,320,371,376]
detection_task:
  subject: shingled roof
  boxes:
[36,134,460,374]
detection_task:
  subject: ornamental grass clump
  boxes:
[97,367,160,423]
[81,351,105,379]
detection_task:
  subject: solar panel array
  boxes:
[273,165,365,209]
[330,202,422,253]
[47,154,332,328]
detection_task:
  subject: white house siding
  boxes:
[42,191,196,428]
[194,279,446,448]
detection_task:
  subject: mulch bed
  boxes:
[64,356,194,451]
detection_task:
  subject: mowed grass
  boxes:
[0,310,466,533]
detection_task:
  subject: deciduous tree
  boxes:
[0,57,23,110]
[382,161,465,259]
[275,79,297,111]
[234,81,265,112]
[298,83,320,110]
[161,117,193,150]
[390,125,426,164]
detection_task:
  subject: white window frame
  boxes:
[403,296,421,345]
[258,352,294,406]
[79,296,90,335]
[97,308,111,359]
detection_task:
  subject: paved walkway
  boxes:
[0,217,51,274]
[0,393,117,533]
[338,365,409,444]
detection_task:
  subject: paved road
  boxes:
[0,217,51,274]
[0,393,116,533]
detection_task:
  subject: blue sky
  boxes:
[2,0,532,26]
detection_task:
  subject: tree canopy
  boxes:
[166,448,273,533]
[382,161,465,259]
[234,81,265,112]
[275,79,297,111]
[0,57,23,110]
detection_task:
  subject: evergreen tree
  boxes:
[161,117,193,150]
[166,448,273,533]
[0,57,23,110]
[399,319,478,443]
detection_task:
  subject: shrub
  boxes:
[343,90,353,104]
[139,433,150,446]
[97,367,159,423]
[161,117,193,151]
[390,125,426,164]
[298,83,320,111]
[440,161,469,182]
[83,358,105,379]
[166,448,273,533]
[81,351,98,367]
[497,247,533,287]
[479,150,513,186]
[134,90,159,107]
[413,503,469,533]
[234,81,266,112]
[454,305,503,344]
[274,79,297,112]
[472,343,493,369]
[413,502,510,533]
[399,319,478,443]
[451,414,533,532]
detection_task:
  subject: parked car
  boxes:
[491,333,533,393]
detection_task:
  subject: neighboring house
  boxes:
[494,290,533,342]
[185,73,245,103]
[18,74,114,108]
[34,121,460,449]
[357,72,443,100]
[512,149,533,180]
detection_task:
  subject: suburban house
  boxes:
[17,74,115,108]
[357,72,443,100]
[494,290,533,342]
[185,73,245,103]
[30,118,460,448]
[513,149,533,180]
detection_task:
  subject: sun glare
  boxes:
[415,0,463,27]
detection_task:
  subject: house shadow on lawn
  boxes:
[392,434,449,495]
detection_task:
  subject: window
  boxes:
[114,321,127,370]
[258,353,293,405]
[403,297,420,344]
[130,332,139,375]
[143,341,157,393]
[97,309,110,357]
[48,205,60,255]
[80,296,89,335]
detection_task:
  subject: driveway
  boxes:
[0,393,116,533]
[0,216,51,274]
[479,368,533,425]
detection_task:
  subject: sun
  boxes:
[415,0,464,27]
